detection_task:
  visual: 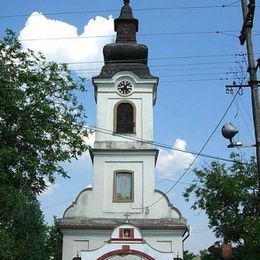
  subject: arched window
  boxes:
[115,102,135,133]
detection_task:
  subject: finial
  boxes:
[124,212,130,223]
[124,0,130,5]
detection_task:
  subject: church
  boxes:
[59,1,189,259]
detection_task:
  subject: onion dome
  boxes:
[93,0,157,80]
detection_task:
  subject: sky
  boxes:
[1,0,259,254]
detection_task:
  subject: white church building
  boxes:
[59,1,189,259]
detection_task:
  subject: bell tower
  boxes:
[91,0,159,216]
[93,0,158,146]
[60,1,188,259]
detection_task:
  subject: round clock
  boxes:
[117,80,133,95]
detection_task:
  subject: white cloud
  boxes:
[19,12,115,78]
[40,179,60,197]
[156,139,195,178]
[84,131,95,148]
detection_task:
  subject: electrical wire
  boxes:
[0,3,242,19]
[68,60,233,66]
[40,85,245,213]
[70,66,235,73]
[227,59,255,142]
[86,124,247,165]
[17,30,239,42]
[42,198,74,210]
[237,97,255,142]
[224,0,241,7]
[156,179,192,186]
[145,88,241,209]
[80,71,245,78]
[62,53,245,66]
[158,77,238,83]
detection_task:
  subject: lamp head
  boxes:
[221,123,239,144]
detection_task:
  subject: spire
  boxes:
[92,0,158,80]
[114,0,138,43]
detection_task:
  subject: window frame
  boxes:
[113,170,134,203]
[114,101,136,134]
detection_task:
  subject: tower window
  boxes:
[113,171,134,202]
[115,102,135,133]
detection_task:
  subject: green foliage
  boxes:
[0,187,48,260]
[0,30,88,194]
[183,153,260,257]
[201,247,222,260]
[46,217,63,260]
[0,29,90,259]
[183,250,196,260]
[0,187,64,260]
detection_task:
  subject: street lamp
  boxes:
[221,123,242,148]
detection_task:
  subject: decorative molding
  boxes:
[97,248,155,260]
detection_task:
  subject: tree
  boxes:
[0,30,88,194]
[0,187,48,260]
[183,153,260,258]
[183,250,196,260]
[200,248,221,260]
[46,217,63,260]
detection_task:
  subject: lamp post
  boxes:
[239,0,260,174]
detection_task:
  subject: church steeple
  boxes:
[114,0,138,43]
[60,2,188,259]
[92,0,158,80]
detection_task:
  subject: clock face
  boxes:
[117,80,133,95]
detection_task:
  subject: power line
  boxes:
[86,124,247,165]
[145,88,241,209]
[0,3,242,19]
[41,198,74,210]
[224,0,241,7]
[0,77,240,92]
[67,61,236,67]
[156,178,193,186]
[40,92,244,213]
[150,53,247,61]
[47,66,228,74]
[81,71,245,78]
[61,53,246,66]
[17,30,239,42]
[138,77,237,83]
[70,66,237,73]
[150,61,243,68]
[237,96,255,142]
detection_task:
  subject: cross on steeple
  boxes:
[124,212,130,223]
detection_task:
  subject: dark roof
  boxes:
[114,0,138,34]
[92,0,157,80]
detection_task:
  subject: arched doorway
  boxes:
[97,249,155,260]
[107,256,145,259]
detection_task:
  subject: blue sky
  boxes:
[1,0,259,254]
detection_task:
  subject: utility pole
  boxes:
[239,0,260,213]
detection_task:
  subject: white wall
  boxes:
[94,72,157,143]
[61,228,184,260]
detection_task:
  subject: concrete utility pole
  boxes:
[240,0,260,212]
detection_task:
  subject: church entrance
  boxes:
[107,256,146,259]
[97,249,155,260]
